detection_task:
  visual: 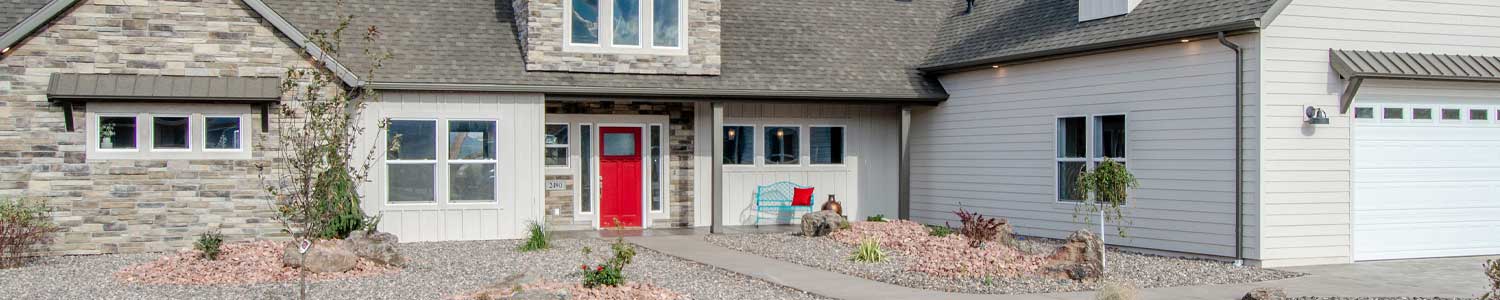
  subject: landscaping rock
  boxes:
[1243,287,1288,300]
[1043,229,1103,281]
[282,240,358,273]
[345,231,406,267]
[800,210,848,237]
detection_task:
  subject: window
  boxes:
[566,0,684,53]
[1442,108,1461,120]
[603,133,636,155]
[545,124,569,167]
[1057,115,1128,202]
[1384,107,1404,120]
[98,116,137,150]
[450,120,498,202]
[387,120,437,203]
[579,124,594,213]
[152,116,190,150]
[204,117,242,150]
[765,126,799,165]
[811,126,844,164]
[1413,108,1433,120]
[649,125,663,212]
[723,125,753,165]
[1473,109,1490,121]
[1354,107,1374,119]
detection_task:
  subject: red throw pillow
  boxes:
[792,187,814,207]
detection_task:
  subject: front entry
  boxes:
[599,127,643,227]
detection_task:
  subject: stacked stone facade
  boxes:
[513,0,722,75]
[543,101,695,230]
[0,0,317,254]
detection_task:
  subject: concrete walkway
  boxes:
[627,235,1494,300]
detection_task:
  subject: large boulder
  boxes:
[344,231,406,267]
[1043,229,1104,281]
[282,240,358,273]
[1241,287,1287,300]
[800,210,848,237]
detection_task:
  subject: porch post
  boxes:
[710,102,725,234]
[899,106,912,220]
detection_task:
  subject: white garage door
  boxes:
[1353,102,1500,261]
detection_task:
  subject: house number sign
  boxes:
[545,180,567,191]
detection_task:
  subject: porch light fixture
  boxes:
[1305,106,1330,125]
[1180,39,1191,43]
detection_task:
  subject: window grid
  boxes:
[545,123,570,167]
[1056,114,1128,203]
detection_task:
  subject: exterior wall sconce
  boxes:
[1305,106,1330,125]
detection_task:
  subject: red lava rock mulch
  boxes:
[830,220,1046,278]
[114,240,399,285]
[451,281,684,300]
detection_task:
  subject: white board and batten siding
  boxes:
[913,35,1261,258]
[359,91,546,242]
[719,103,901,226]
[1258,0,1500,267]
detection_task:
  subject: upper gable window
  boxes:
[567,0,686,54]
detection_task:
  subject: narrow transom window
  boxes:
[765,126,800,165]
[579,124,595,213]
[649,125,663,212]
[811,126,845,164]
[723,125,753,165]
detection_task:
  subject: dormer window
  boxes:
[567,0,686,54]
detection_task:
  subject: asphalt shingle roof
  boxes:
[922,0,1278,71]
[260,0,952,100]
[0,0,51,36]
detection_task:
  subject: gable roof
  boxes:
[0,0,51,35]
[257,0,952,102]
[920,0,1287,72]
[0,0,76,53]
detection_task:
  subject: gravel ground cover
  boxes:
[706,231,1303,294]
[0,238,828,300]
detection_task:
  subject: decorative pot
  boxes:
[821,195,842,215]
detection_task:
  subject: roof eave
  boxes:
[367,82,948,104]
[240,0,364,88]
[0,0,80,56]
[917,19,1264,74]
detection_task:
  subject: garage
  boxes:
[1352,97,1500,261]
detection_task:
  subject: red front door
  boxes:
[599,127,643,228]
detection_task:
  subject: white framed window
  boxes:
[387,119,439,204]
[577,123,595,214]
[545,123,570,167]
[764,126,800,165]
[565,0,687,55]
[1056,114,1128,203]
[87,103,253,160]
[449,120,499,203]
[722,125,754,165]
[649,124,665,212]
[810,126,845,165]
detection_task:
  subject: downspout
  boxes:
[1217,32,1245,266]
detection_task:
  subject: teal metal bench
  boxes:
[754,181,815,224]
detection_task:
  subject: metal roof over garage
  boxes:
[1331,49,1500,113]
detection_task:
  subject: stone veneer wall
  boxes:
[513,0,721,75]
[0,0,319,254]
[543,101,695,230]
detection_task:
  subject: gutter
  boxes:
[0,0,80,57]
[367,82,949,103]
[918,20,1262,74]
[1216,32,1246,266]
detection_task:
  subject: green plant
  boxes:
[1073,158,1138,238]
[865,214,887,222]
[1484,259,1499,300]
[849,238,886,262]
[1094,282,1137,300]
[195,230,224,260]
[0,199,59,269]
[581,237,637,288]
[517,222,550,252]
[981,276,994,286]
[927,225,953,237]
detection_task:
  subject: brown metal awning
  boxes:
[46,74,282,131]
[1331,49,1500,113]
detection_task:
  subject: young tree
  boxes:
[259,6,393,242]
[1073,157,1138,269]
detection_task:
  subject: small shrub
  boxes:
[865,214,887,222]
[849,238,886,263]
[949,207,1005,248]
[1484,259,1500,300]
[838,221,851,230]
[581,237,636,288]
[0,198,59,269]
[927,225,953,237]
[517,222,550,252]
[1095,282,1137,300]
[195,230,224,260]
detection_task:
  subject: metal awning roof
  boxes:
[46,74,282,131]
[1331,50,1500,113]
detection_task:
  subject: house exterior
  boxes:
[1,0,1496,267]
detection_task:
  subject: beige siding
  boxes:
[359,91,546,242]
[914,35,1261,258]
[1258,0,1500,267]
[719,103,901,226]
